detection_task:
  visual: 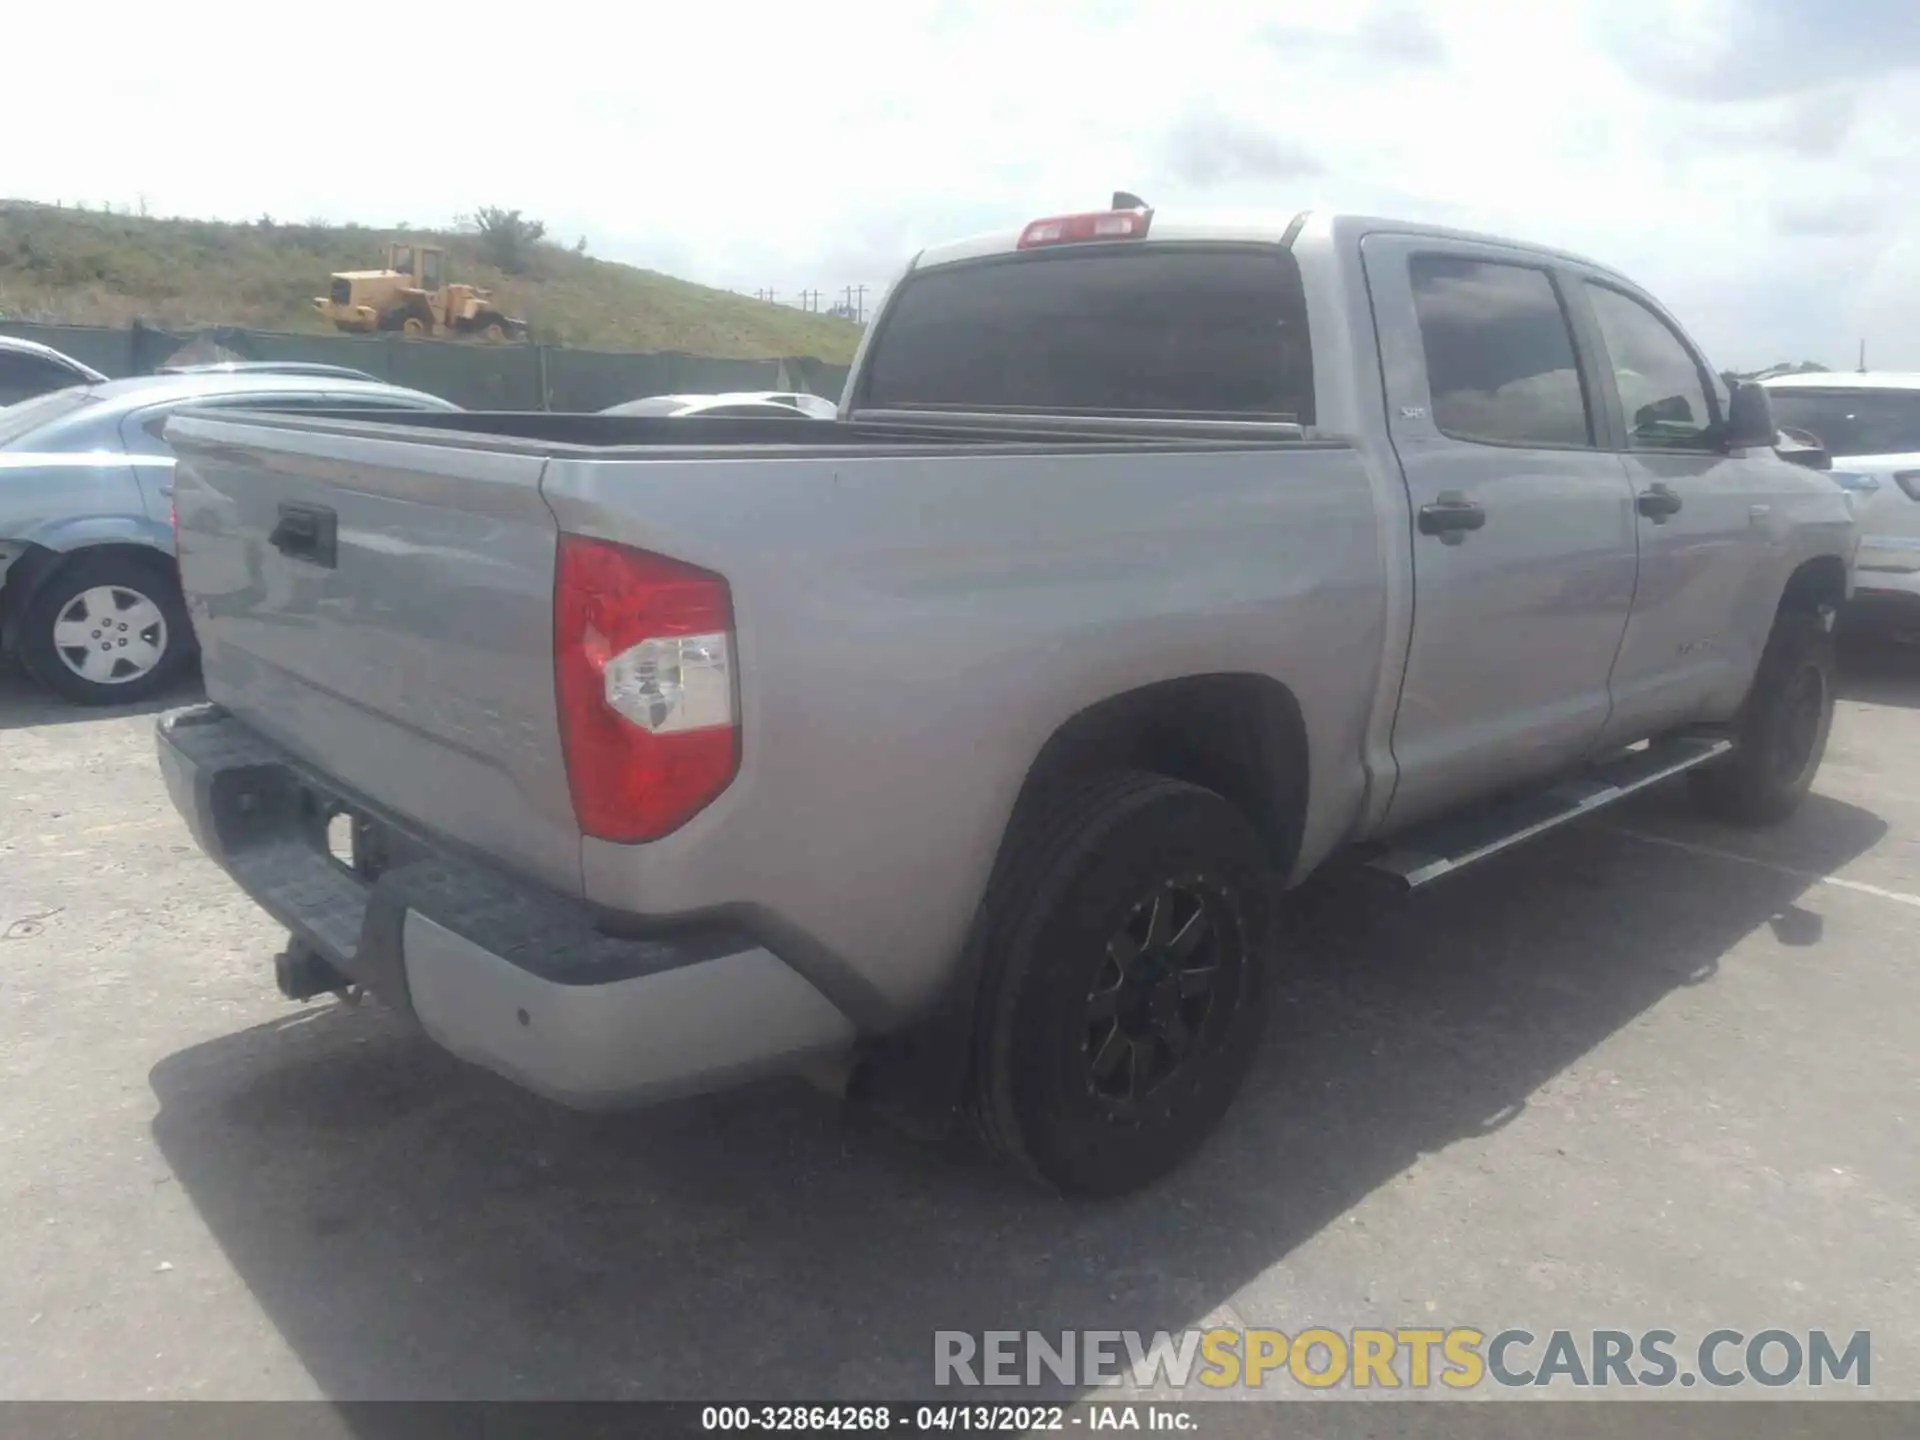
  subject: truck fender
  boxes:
[24,514,172,555]
[851,671,1311,1137]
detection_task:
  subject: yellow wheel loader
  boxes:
[315,243,528,342]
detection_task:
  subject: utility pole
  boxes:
[1858,338,1868,374]
[853,284,867,324]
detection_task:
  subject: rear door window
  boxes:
[0,351,83,407]
[134,393,336,450]
[1408,256,1594,449]
[860,246,1314,422]
[319,390,455,411]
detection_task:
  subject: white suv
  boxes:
[1764,372,1920,636]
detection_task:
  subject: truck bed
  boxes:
[184,405,1317,454]
[164,405,1384,1019]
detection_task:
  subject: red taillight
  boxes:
[170,490,180,553]
[1016,209,1153,249]
[554,535,739,843]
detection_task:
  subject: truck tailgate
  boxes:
[166,414,581,895]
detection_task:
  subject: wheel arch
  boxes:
[383,295,435,331]
[1777,553,1848,620]
[851,671,1311,1131]
[1015,672,1312,878]
[1,541,177,656]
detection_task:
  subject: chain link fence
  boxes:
[0,319,852,412]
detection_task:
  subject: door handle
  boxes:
[268,502,338,568]
[1418,495,1487,543]
[1637,483,1683,522]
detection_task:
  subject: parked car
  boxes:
[0,336,109,406]
[744,391,839,419]
[159,205,1853,1196]
[603,390,837,419]
[157,361,384,383]
[0,372,460,705]
[1762,372,1920,637]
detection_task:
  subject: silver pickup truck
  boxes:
[157,205,1855,1196]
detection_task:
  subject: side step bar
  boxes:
[1365,734,1734,890]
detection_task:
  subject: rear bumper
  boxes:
[155,703,856,1108]
[1856,533,1920,581]
[1855,561,1920,592]
[1843,576,1920,637]
[1849,518,1920,619]
[313,298,377,327]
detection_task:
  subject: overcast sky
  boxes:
[9,0,1917,368]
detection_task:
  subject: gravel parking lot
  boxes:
[3,643,1918,1403]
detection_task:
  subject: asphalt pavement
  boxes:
[3,642,1917,1403]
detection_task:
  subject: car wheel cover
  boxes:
[51,585,168,685]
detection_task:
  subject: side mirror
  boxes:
[1774,423,1831,472]
[1722,381,1778,452]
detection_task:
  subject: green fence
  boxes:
[0,319,852,412]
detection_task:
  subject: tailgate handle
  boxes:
[269,503,338,568]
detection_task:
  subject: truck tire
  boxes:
[968,771,1274,1196]
[1688,609,1835,826]
[16,551,195,706]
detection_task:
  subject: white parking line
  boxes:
[1607,826,1920,911]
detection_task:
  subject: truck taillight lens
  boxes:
[554,535,738,843]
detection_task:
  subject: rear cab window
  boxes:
[1765,389,1920,458]
[857,245,1315,423]
[131,392,333,451]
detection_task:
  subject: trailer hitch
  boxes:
[273,936,361,1007]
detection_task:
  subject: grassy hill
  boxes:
[0,201,862,362]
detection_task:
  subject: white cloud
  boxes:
[7,0,1918,367]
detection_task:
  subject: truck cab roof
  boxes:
[1760,372,1920,393]
[907,209,1629,284]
